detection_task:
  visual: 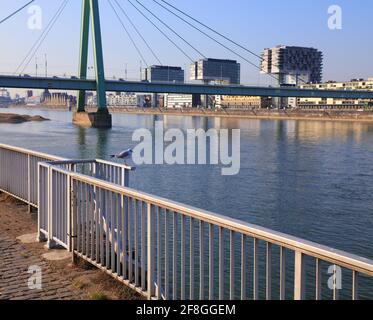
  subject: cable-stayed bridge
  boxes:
[1,0,373,127]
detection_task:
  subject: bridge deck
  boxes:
[2,75,373,99]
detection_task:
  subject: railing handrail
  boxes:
[48,164,373,277]
[95,159,135,171]
[0,143,65,161]
[0,143,135,171]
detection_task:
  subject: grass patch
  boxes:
[88,291,109,300]
[73,280,87,290]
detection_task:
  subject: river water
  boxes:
[1,108,373,298]
[1,107,373,259]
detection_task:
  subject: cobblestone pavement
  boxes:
[0,234,81,300]
[0,193,141,300]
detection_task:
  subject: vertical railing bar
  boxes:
[81,182,86,255]
[105,189,110,269]
[253,238,258,300]
[165,210,169,300]
[141,202,146,291]
[122,194,127,279]
[134,199,139,286]
[110,192,115,272]
[128,197,133,284]
[116,193,121,276]
[100,187,104,265]
[140,201,145,289]
[218,226,224,300]
[91,182,95,259]
[85,182,89,257]
[181,214,186,300]
[333,265,339,301]
[294,251,306,300]
[199,220,204,300]
[77,181,82,253]
[27,154,31,206]
[190,217,195,301]
[157,206,161,299]
[173,212,177,300]
[280,246,286,300]
[95,187,100,263]
[266,242,272,300]
[315,258,321,301]
[147,203,155,299]
[209,224,214,300]
[241,234,246,300]
[230,230,234,300]
[352,271,358,301]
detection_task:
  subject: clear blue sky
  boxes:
[1,0,372,86]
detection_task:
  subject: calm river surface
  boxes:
[1,107,373,262]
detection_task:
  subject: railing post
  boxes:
[67,165,72,252]
[47,166,57,249]
[70,165,79,264]
[121,167,129,188]
[294,251,306,300]
[147,203,155,299]
[37,163,47,242]
[27,154,31,213]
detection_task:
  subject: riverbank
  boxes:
[8,104,373,123]
[0,113,49,124]
[0,193,141,300]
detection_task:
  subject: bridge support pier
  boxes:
[73,111,112,128]
[75,0,111,128]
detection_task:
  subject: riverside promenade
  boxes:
[0,193,139,300]
[8,105,373,123]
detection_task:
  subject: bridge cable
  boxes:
[113,0,163,66]
[109,0,149,67]
[126,0,195,62]
[132,0,206,60]
[14,0,69,75]
[0,0,35,25]
[157,0,263,61]
[132,0,206,59]
[150,0,279,83]
[158,0,308,84]
[19,0,69,75]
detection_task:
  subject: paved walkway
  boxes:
[0,193,140,300]
[0,235,79,300]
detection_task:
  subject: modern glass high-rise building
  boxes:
[190,58,241,84]
[141,65,185,83]
[261,45,323,85]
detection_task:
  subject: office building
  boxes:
[261,45,323,85]
[141,65,185,83]
[190,58,241,84]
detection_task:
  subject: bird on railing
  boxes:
[110,148,133,164]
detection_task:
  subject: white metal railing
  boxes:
[37,165,373,300]
[38,159,132,249]
[2,143,373,300]
[0,143,64,207]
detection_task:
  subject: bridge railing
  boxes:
[37,166,373,300]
